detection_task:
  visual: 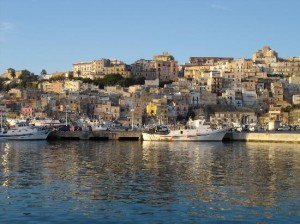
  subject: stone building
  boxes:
[153,52,178,81]
[252,46,278,64]
[73,58,130,79]
[131,59,156,80]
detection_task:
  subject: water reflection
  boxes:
[0,140,299,223]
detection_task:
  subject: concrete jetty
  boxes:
[50,130,142,140]
[225,131,300,143]
[50,130,300,143]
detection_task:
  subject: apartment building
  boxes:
[153,52,178,81]
[131,59,156,80]
[73,58,130,79]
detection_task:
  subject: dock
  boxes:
[50,130,142,140]
[49,130,300,143]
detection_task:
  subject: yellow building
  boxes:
[146,99,168,124]
[146,102,157,116]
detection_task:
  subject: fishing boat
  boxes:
[76,118,110,131]
[0,122,52,140]
[142,118,228,141]
[30,118,63,127]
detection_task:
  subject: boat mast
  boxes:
[0,110,2,129]
[65,105,68,126]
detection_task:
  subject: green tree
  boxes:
[76,70,81,77]
[159,80,173,88]
[9,68,16,79]
[50,75,66,81]
[103,74,124,86]
[136,76,146,85]
[41,69,47,76]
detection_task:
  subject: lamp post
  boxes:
[131,109,134,130]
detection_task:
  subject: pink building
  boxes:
[21,106,33,118]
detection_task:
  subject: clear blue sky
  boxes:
[0,0,299,75]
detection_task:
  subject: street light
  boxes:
[131,109,134,131]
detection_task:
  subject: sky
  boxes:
[0,0,300,75]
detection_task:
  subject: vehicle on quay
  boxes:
[0,122,52,140]
[142,118,228,141]
[277,125,291,131]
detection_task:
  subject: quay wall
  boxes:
[52,130,142,140]
[50,130,300,143]
[231,132,300,143]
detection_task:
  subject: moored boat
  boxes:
[142,118,228,141]
[0,122,52,140]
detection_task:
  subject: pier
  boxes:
[50,130,300,143]
[227,131,300,143]
[51,130,142,141]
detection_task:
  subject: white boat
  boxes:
[76,118,110,131]
[30,118,63,127]
[142,118,228,141]
[0,122,52,140]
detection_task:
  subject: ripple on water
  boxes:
[0,141,299,223]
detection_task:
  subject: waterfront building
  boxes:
[268,105,289,124]
[146,98,168,124]
[94,100,120,121]
[210,110,257,127]
[20,106,33,118]
[289,108,300,125]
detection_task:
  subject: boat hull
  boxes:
[142,129,227,141]
[0,130,52,140]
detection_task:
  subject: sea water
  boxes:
[0,140,299,223]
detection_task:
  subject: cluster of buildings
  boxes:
[1,47,300,127]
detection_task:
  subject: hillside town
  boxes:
[1,46,300,131]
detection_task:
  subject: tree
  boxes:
[159,80,173,88]
[9,68,16,79]
[41,69,47,76]
[186,108,196,120]
[76,70,81,77]
[136,76,146,85]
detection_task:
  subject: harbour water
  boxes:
[0,140,299,223]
